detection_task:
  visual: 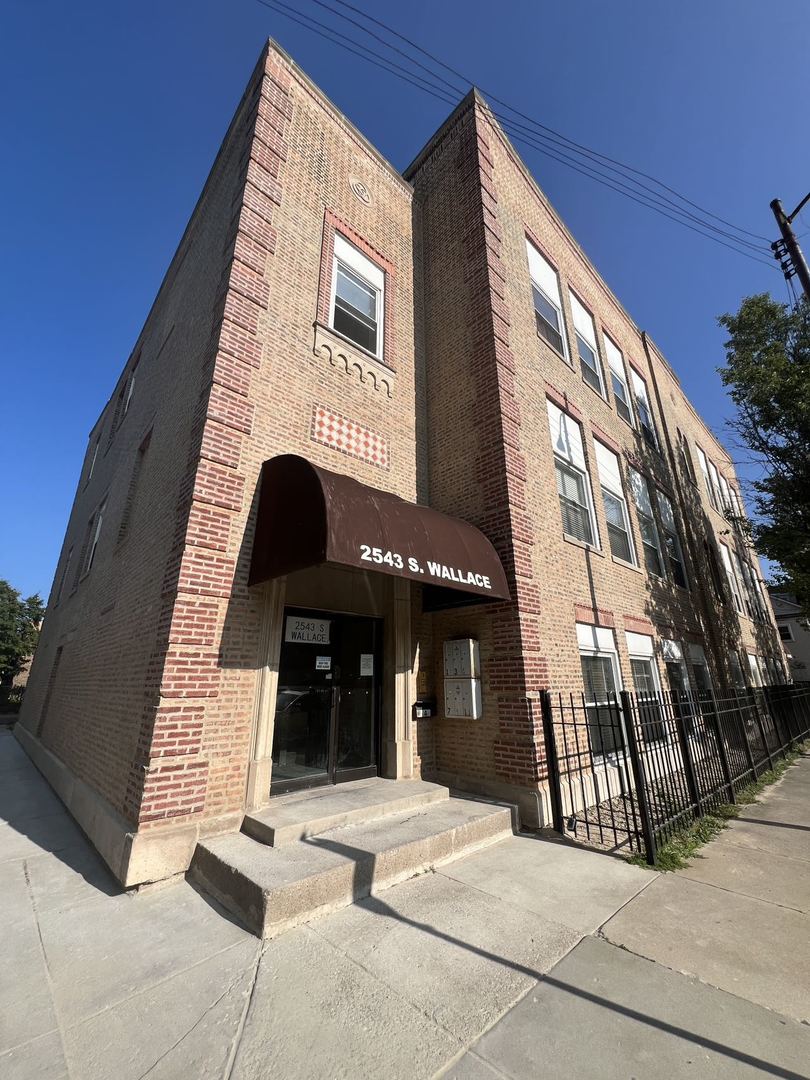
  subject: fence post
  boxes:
[732,691,758,779]
[708,689,735,804]
[538,690,565,835]
[749,689,774,771]
[620,691,657,865]
[764,686,789,752]
[670,692,702,817]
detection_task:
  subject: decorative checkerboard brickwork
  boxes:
[311,405,390,469]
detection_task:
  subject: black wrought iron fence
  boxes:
[540,683,810,863]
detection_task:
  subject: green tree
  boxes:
[718,293,810,601]
[0,580,45,698]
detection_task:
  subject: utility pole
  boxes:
[771,193,810,300]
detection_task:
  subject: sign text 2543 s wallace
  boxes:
[359,545,493,590]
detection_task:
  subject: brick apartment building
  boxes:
[18,41,787,887]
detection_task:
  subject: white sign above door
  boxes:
[285,616,331,645]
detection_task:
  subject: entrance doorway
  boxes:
[270,608,381,794]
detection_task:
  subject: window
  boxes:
[547,401,599,546]
[629,468,665,577]
[750,571,769,621]
[330,233,384,357]
[695,446,719,510]
[730,487,744,520]
[662,639,696,734]
[703,540,724,600]
[629,369,658,450]
[604,337,634,425]
[569,292,604,394]
[717,473,733,517]
[688,643,714,700]
[594,441,635,564]
[577,624,624,754]
[676,429,697,484]
[118,431,152,545]
[778,623,794,642]
[735,556,757,619]
[54,547,73,606]
[708,459,722,512]
[86,437,100,484]
[746,653,764,688]
[81,497,107,578]
[626,632,666,742]
[764,657,780,685]
[527,241,568,358]
[656,490,688,587]
[729,651,747,690]
[719,544,744,613]
[123,369,136,417]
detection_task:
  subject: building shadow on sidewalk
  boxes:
[0,732,120,898]
[301,831,806,1080]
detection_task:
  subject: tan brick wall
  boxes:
[21,44,788,860]
[19,48,273,824]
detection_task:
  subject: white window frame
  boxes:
[526,241,569,360]
[604,336,634,426]
[626,633,667,743]
[778,622,794,642]
[629,467,666,578]
[729,650,747,690]
[594,440,636,565]
[656,489,688,588]
[719,543,744,613]
[676,430,697,483]
[569,291,604,395]
[82,497,107,578]
[87,437,100,484]
[746,653,764,688]
[707,459,722,512]
[123,370,136,417]
[54,546,73,605]
[695,445,718,510]
[577,623,625,756]
[687,642,715,698]
[547,400,600,548]
[717,473,733,517]
[629,369,658,449]
[329,233,385,360]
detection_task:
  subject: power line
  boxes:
[323,0,772,245]
[253,0,776,269]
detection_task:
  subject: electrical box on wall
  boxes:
[444,678,482,719]
[443,639,480,679]
[443,639,482,719]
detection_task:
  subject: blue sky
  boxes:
[2,1,808,598]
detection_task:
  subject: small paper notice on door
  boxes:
[360,654,374,676]
[315,656,331,671]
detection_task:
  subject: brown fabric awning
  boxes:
[248,455,510,608]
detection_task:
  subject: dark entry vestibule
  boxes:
[270,608,382,793]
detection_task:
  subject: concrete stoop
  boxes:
[189,780,514,937]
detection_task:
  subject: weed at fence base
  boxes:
[626,742,808,871]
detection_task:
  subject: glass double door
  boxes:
[270,608,381,794]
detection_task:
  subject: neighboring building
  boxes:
[17,41,788,887]
[769,590,810,679]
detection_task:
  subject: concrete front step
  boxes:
[190,797,514,938]
[243,778,450,847]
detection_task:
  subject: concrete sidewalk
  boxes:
[2,730,809,1079]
